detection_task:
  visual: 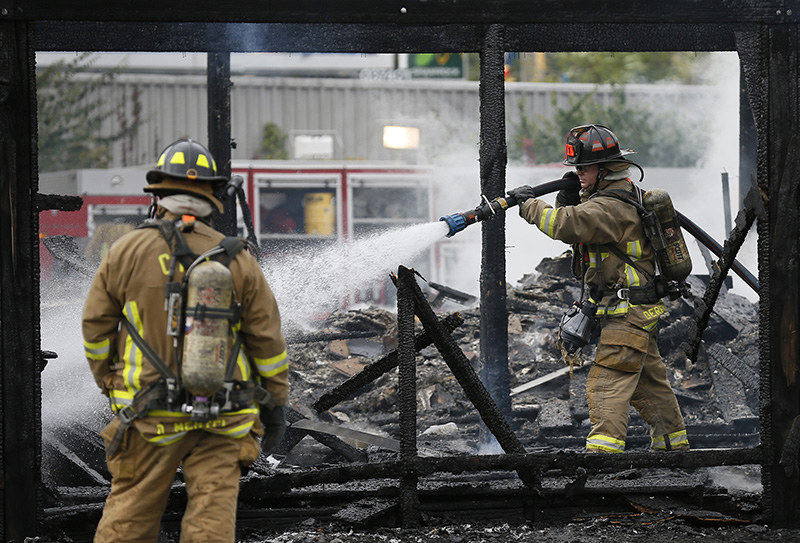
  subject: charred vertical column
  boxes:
[396,266,419,527]
[207,51,235,236]
[754,23,800,526]
[0,22,40,540]
[478,24,511,418]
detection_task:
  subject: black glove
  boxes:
[259,405,286,455]
[507,185,537,205]
[555,171,581,207]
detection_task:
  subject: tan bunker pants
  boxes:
[95,420,260,542]
[585,320,688,453]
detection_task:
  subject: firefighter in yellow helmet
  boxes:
[508,125,688,454]
[82,138,289,541]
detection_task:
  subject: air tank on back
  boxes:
[642,189,692,282]
[182,260,232,397]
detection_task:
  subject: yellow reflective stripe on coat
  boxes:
[588,251,598,268]
[109,389,134,412]
[586,434,625,453]
[146,432,189,446]
[122,301,144,393]
[538,207,559,239]
[84,337,111,360]
[625,264,641,287]
[207,420,254,438]
[652,429,689,450]
[254,350,289,377]
[626,240,643,259]
[596,300,630,316]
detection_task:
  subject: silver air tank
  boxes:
[642,189,692,282]
[182,260,232,396]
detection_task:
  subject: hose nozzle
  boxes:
[440,213,468,238]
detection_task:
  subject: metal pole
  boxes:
[396,266,419,527]
[721,171,732,237]
[207,51,235,236]
[739,68,758,210]
[0,21,41,539]
[478,24,511,418]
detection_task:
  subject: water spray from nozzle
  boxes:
[439,176,581,237]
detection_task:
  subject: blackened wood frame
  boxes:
[0,2,796,538]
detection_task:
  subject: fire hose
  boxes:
[439,177,758,294]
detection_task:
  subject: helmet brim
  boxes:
[563,149,636,167]
[144,177,224,213]
[146,169,228,187]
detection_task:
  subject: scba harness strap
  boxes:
[106,218,272,457]
[587,187,662,305]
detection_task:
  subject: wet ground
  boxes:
[236,522,800,543]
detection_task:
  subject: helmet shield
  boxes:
[563,124,635,167]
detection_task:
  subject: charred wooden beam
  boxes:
[35,193,82,212]
[258,447,761,492]
[207,51,236,236]
[14,1,799,25]
[396,266,419,527]
[478,23,511,418]
[0,19,41,541]
[759,23,800,526]
[33,22,739,53]
[399,267,537,497]
[311,313,463,413]
[287,330,381,345]
[684,184,763,363]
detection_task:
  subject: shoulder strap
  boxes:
[141,218,198,269]
[605,244,654,283]
[121,317,179,381]
[589,186,654,282]
[216,237,247,267]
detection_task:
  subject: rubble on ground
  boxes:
[281,252,759,466]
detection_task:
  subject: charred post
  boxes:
[478,23,511,418]
[0,21,41,540]
[396,266,419,527]
[400,267,538,497]
[207,51,235,236]
[761,24,800,526]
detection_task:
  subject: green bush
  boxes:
[256,122,288,160]
[509,87,704,168]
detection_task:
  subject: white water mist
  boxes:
[263,221,450,326]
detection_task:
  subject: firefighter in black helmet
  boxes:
[84,137,289,541]
[144,138,229,213]
[509,124,688,454]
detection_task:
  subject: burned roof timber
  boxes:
[9,0,800,25]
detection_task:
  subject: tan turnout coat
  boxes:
[520,176,667,336]
[82,211,288,446]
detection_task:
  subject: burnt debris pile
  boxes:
[280,253,758,467]
[42,253,760,536]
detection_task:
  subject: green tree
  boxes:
[508,87,704,167]
[37,53,139,172]
[255,122,288,159]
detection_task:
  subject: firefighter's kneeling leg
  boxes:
[179,431,260,543]
[630,336,688,451]
[95,420,183,542]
